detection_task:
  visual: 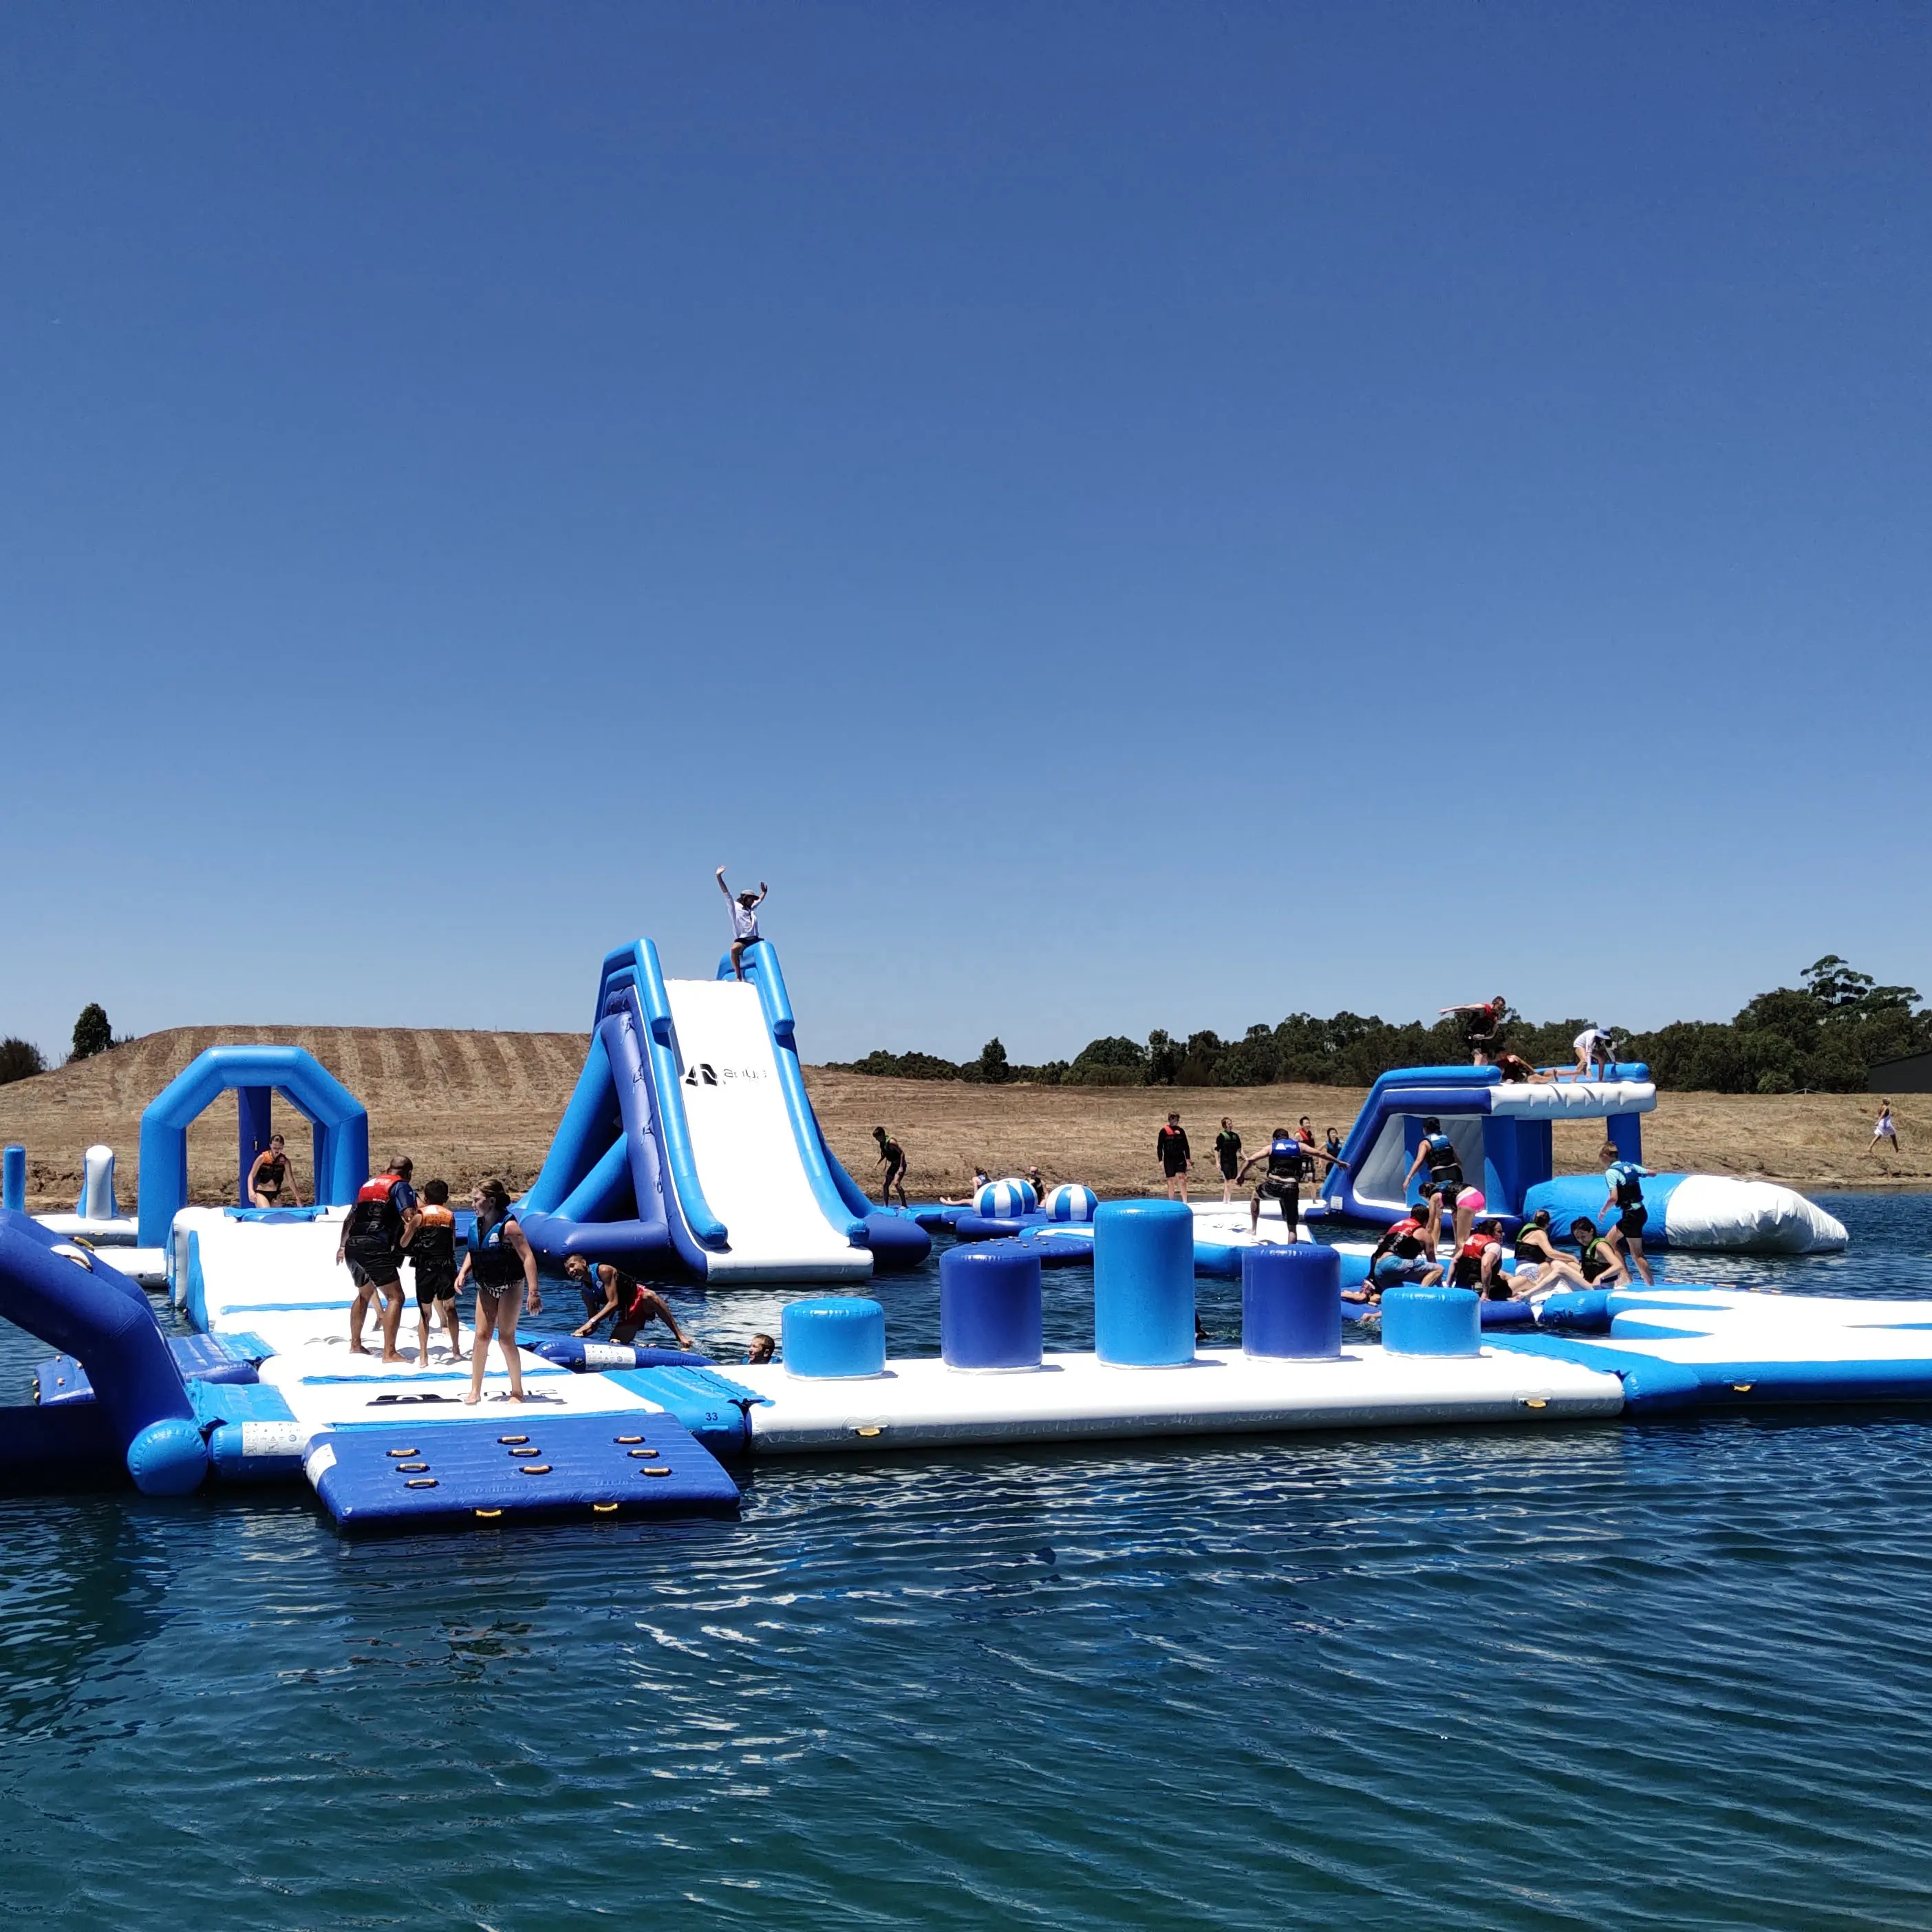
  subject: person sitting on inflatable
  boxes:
[1349,1209,1444,1302]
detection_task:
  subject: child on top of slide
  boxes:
[716,866,768,980]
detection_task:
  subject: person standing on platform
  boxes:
[1599,1142,1656,1286]
[1157,1112,1192,1201]
[1402,1119,1468,1253]
[1239,1128,1346,1242]
[1215,1118,1243,1201]
[339,1157,420,1362]
[458,1179,541,1404]
[872,1127,910,1207]
[1441,996,1507,1065]
[716,867,768,980]
[248,1133,301,1207]
[405,1179,462,1364]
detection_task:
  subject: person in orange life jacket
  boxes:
[1450,1219,1509,1298]
[1350,1208,1444,1302]
[563,1256,693,1349]
[403,1178,462,1365]
[716,866,768,980]
[1441,995,1507,1066]
[1599,1140,1656,1285]
[248,1132,301,1207]
[1402,1119,1472,1253]
[338,1157,420,1361]
[455,1179,541,1403]
[1238,1128,1348,1241]
[1569,1216,1630,1287]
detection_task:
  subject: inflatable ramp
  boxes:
[306,1412,741,1532]
[520,938,927,1281]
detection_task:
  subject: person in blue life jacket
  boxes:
[563,1255,692,1349]
[455,1179,541,1403]
[1599,1140,1656,1285]
[1350,1208,1444,1301]
[717,866,768,980]
[1237,1127,1348,1242]
[1402,1119,1472,1254]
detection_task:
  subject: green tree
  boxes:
[976,1038,1011,1085]
[0,1038,45,1084]
[70,1004,112,1062]
[1146,1029,1183,1085]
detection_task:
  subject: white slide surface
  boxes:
[664,977,870,1284]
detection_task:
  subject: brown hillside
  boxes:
[0,1029,1920,1213]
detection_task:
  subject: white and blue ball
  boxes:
[976,1179,1036,1218]
[1046,1183,1098,1223]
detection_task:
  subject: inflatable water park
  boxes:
[0,931,1902,1537]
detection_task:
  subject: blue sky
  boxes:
[2,3,1927,1065]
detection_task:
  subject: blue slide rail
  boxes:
[0,1210,207,1494]
[139,1046,369,1246]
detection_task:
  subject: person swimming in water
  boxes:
[247,1133,301,1208]
[747,1333,776,1365]
[872,1126,910,1207]
[716,866,769,980]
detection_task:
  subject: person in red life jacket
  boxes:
[1450,1219,1510,1298]
[562,1256,694,1350]
[337,1157,420,1360]
[405,1178,462,1365]
[717,866,769,980]
[455,1179,541,1403]
[1157,1112,1192,1201]
[1349,1209,1445,1302]
[1440,995,1507,1066]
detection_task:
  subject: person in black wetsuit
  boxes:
[1157,1113,1192,1201]
[1402,1118,1466,1254]
[872,1127,910,1208]
[455,1179,541,1402]
[564,1256,693,1349]
[1238,1128,1347,1242]
[1215,1119,1243,1201]
[1441,995,1507,1066]
[247,1133,301,1208]
[405,1179,462,1364]
[1599,1140,1657,1286]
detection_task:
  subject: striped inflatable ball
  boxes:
[976,1179,1035,1218]
[1046,1184,1099,1223]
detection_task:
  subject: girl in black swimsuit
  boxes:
[248,1134,298,1208]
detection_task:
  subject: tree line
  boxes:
[828,958,1930,1095]
[0,1004,120,1086]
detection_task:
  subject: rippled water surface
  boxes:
[5,1194,1932,1929]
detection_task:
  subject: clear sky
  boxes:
[2,3,1927,1066]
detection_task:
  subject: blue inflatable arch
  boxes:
[137,1046,369,1245]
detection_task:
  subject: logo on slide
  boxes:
[684,1062,719,1087]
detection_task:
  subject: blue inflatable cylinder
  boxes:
[1093,1199,1195,1367]
[782,1296,887,1379]
[941,1244,1043,1371]
[1381,1285,1482,1358]
[2,1146,23,1214]
[1242,1244,1342,1360]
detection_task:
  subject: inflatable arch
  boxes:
[137,1046,369,1245]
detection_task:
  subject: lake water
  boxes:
[4,1193,1931,1929]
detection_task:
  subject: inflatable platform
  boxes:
[1313,1064,1847,1254]
[515,938,929,1281]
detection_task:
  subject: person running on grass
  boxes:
[1599,1141,1656,1286]
[716,866,769,980]
[872,1126,910,1207]
[405,1179,462,1365]
[247,1133,301,1207]
[456,1179,541,1404]
[1157,1112,1192,1201]
[564,1256,692,1349]
[1238,1127,1347,1242]
[1214,1118,1243,1201]
[1869,1102,1903,1160]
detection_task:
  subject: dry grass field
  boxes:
[0,1027,1922,1212]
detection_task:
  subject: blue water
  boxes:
[6,1194,1932,1929]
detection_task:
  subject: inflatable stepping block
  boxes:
[305,1411,742,1533]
